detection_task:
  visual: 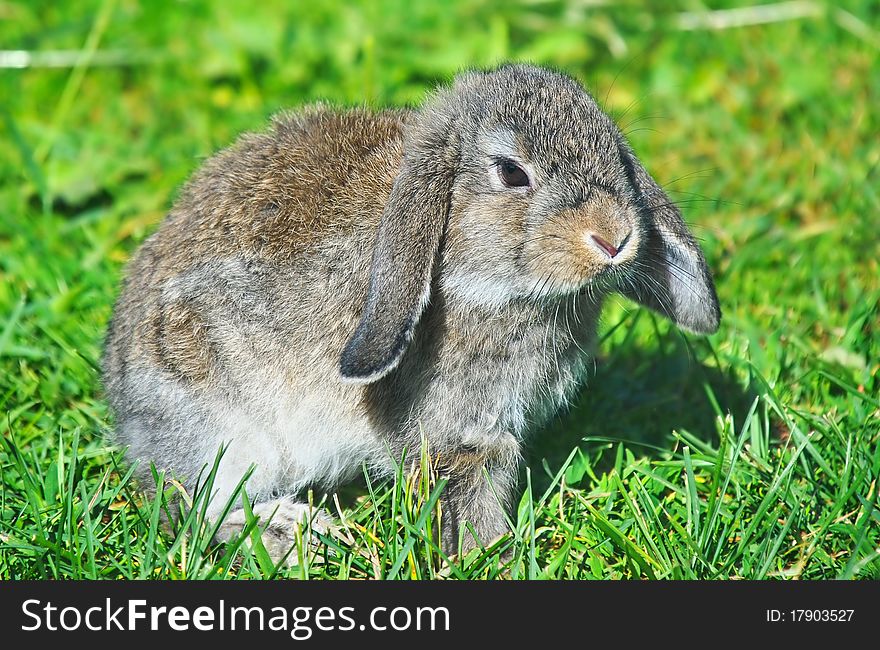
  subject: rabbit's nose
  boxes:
[589,230,631,259]
[590,234,619,257]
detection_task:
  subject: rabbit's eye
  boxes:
[498,159,530,188]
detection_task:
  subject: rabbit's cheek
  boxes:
[441,272,519,311]
[439,205,527,309]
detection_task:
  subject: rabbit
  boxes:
[102,63,720,562]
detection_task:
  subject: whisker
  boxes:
[659,167,720,188]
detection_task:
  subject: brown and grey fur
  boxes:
[103,64,720,559]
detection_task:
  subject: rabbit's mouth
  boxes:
[573,262,638,297]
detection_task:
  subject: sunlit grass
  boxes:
[1,0,878,579]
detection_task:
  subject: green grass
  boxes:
[1,0,878,580]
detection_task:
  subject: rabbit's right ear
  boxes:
[340,108,458,383]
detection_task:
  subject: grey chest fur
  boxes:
[364,294,602,451]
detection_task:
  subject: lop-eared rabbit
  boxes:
[103,64,720,561]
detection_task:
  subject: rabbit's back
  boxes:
[115,107,405,299]
[106,107,406,376]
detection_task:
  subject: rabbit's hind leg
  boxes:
[214,496,334,566]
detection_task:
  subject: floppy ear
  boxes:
[619,145,721,334]
[340,111,457,383]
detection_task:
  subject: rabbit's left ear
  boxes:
[618,144,721,334]
[340,110,458,383]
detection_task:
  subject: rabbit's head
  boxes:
[341,64,720,382]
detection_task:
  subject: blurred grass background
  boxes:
[0,0,878,579]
